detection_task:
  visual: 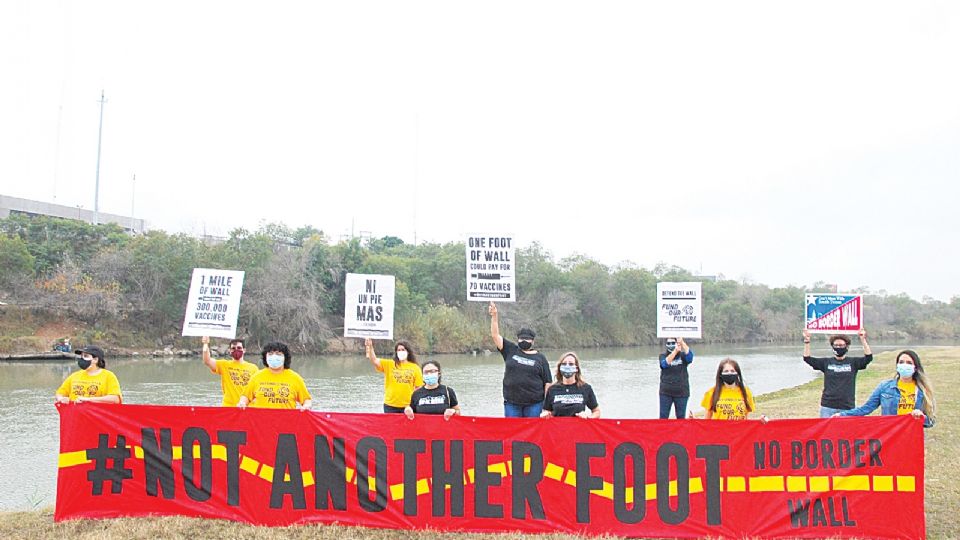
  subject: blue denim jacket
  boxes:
[841,378,933,428]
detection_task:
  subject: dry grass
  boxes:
[2,347,956,539]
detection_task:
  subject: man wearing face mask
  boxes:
[802,328,873,417]
[489,302,552,418]
[55,345,122,404]
[201,336,259,407]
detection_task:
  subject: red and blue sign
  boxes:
[805,294,862,334]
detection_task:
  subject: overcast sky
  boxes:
[3,1,958,301]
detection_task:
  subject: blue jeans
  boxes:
[659,394,689,419]
[504,401,543,418]
[820,406,849,418]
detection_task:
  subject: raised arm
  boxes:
[365,338,381,369]
[678,337,694,363]
[802,329,811,358]
[201,336,217,373]
[858,328,872,356]
[489,302,504,351]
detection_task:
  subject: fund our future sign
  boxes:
[465,234,515,302]
[657,282,702,339]
[805,294,863,334]
[181,269,245,339]
[344,273,395,340]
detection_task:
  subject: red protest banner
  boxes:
[55,404,924,538]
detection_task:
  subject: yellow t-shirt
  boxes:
[377,360,423,408]
[897,379,917,415]
[701,385,756,420]
[214,359,260,407]
[242,368,312,409]
[56,369,123,402]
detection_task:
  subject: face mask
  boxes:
[560,365,578,378]
[230,348,244,360]
[897,364,915,378]
[833,346,849,357]
[720,373,739,385]
[397,350,409,361]
[77,357,92,370]
[665,343,677,352]
[266,354,284,369]
[423,373,439,386]
[518,340,533,351]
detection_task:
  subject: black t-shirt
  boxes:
[659,351,692,397]
[543,382,599,417]
[803,354,874,409]
[500,339,552,405]
[409,384,459,415]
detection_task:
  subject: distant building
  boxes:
[0,194,146,233]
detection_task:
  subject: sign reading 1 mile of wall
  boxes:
[466,234,515,302]
[344,273,395,340]
[805,293,862,334]
[181,268,245,339]
[657,281,702,339]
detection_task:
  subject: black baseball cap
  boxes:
[517,328,536,339]
[74,346,105,363]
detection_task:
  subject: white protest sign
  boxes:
[656,282,702,339]
[465,234,516,302]
[181,268,245,339]
[344,273,395,339]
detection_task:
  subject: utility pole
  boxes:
[94,90,106,225]
[130,173,136,233]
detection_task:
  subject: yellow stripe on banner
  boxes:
[172,446,183,460]
[787,476,807,492]
[134,446,144,459]
[368,475,377,492]
[544,463,564,481]
[390,483,404,501]
[58,451,90,468]
[725,477,746,492]
[489,462,508,478]
[749,476,785,492]
[833,475,870,491]
[564,470,577,487]
[417,478,430,496]
[873,476,894,492]
[523,456,531,474]
[346,467,355,483]
[897,476,916,492]
[211,444,227,461]
[645,483,657,501]
[689,477,704,494]
[239,456,259,475]
[591,481,613,500]
[809,476,830,492]
[259,464,274,481]
[624,486,635,504]
[466,468,475,484]
[303,471,314,487]
[667,480,678,497]
[506,461,512,475]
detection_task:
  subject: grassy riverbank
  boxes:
[1,347,956,539]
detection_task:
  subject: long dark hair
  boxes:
[896,350,935,421]
[393,340,418,367]
[709,359,752,413]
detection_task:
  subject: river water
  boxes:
[0,342,913,511]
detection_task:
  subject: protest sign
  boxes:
[181,268,245,339]
[466,235,515,302]
[344,273,395,339]
[657,282,702,339]
[805,294,863,334]
[56,404,925,539]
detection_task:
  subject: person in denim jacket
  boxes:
[837,350,935,428]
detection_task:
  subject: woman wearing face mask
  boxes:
[803,328,873,417]
[693,359,767,421]
[835,350,935,427]
[658,337,694,419]
[540,352,601,419]
[489,302,552,418]
[55,346,122,404]
[238,342,312,410]
[366,338,423,413]
[404,360,461,420]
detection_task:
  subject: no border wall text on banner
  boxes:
[657,282,702,339]
[805,294,863,335]
[55,405,924,539]
[466,234,515,302]
[344,273,395,340]
[181,268,245,339]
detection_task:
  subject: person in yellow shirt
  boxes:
[202,336,259,406]
[238,342,312,410]
[693,359,767,421]
[54,346,122,404]
[836,350,935,427]
[365,338,423,413]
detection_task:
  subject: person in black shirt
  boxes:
[658,337,694,419]
[488,301,552,417]
[405,360,460,420]
[540,352,600,419]
[802,328,873,417]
